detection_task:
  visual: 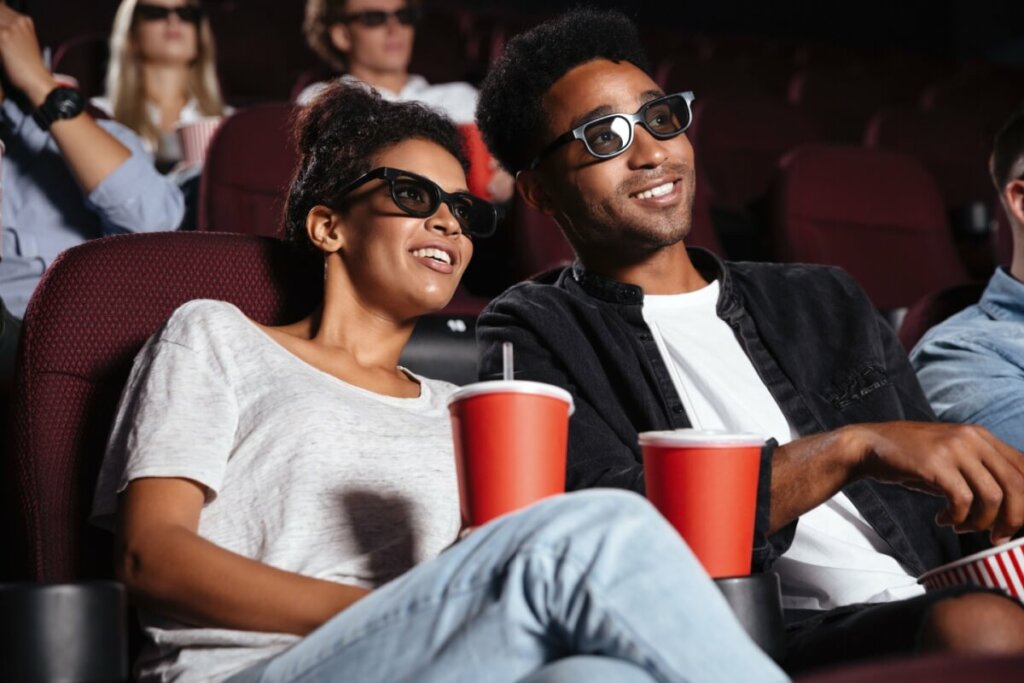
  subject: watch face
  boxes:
[52,88,84,118]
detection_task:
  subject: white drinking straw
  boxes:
[502,341,514,381]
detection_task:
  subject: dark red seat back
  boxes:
[898,282,987,351]
[197,104,300,237]
[7,233,321,581]
[774,145,967,310]
[865,108,994,210]
[691,93,822,212]
[788,68,885,142]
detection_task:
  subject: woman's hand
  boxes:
[0,5,57,106]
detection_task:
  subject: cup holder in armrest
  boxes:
[0,581,128,682]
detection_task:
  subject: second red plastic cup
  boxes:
[640,430,764,578]
[448,380,574,526]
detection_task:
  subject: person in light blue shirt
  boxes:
[911,108,1024,451]
[0,4,184,320]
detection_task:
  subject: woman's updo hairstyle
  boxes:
[285,81,469,252]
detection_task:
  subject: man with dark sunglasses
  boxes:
[912,110,1024,452]
[476,8,1024,674]
[300,0,470,122]
[300,0,513,202]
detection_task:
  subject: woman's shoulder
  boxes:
[157,299,250,348]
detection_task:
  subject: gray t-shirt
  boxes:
[91,300,462,682]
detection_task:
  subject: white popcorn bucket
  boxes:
[175,116,224,167]
[919,537,1024,602]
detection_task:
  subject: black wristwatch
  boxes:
[31,86,85,131]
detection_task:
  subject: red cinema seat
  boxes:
[797,652,1024,683]
[865,108,994,212]
[691,93,822,213]
[197,103,300,238]
[774,146,968,311]
[5,233,321,581]
[788,67,886,142]
[897,282,987,352]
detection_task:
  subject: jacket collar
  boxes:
[979,267,1024,323]
[570,247,734,308]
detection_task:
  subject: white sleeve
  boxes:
[91,332,239,530]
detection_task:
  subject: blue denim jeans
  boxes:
[228,490,788,683]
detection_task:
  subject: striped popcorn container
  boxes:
[919,537,1024,601]
[176,116,224,167]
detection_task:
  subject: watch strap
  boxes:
[32,87,84,131]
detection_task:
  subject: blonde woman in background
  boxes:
[93,0,229,171]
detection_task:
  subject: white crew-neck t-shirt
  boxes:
[642,280,925,611]
[91,300,462,682]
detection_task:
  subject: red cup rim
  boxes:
[918,536,1024,584]
[638,429,766,448]
[447,380,575,415]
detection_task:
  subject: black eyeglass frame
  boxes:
[528,91,696,170]
[133,3,204,24]
[335,167,497,238]
[336,7,422,27]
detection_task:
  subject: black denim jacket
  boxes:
[479,248,982,574]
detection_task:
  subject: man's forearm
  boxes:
[769,427,862,534]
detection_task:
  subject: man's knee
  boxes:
[919,591,1024,654]
[512,489,666,549]
[543,489,658,525]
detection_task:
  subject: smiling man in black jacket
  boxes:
[475,8,1024,674]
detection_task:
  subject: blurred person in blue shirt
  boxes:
[0,3,184,322]
[912,109,1024,451]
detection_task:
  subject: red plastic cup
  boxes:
[919,537,1024,603]
[448,380,575,526]
[458,124,495,200]
[639,430,764,578]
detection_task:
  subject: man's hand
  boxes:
[848,422,1024,545]
[0,5,58,106]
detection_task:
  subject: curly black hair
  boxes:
[991,107,1024,192]
[476,8,650,175]
[285,81,469,252]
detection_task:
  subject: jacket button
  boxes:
[638,333,651,341]
[672,406,684,414]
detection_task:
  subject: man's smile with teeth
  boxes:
[412,247,452,265]
[632,181,676,199]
